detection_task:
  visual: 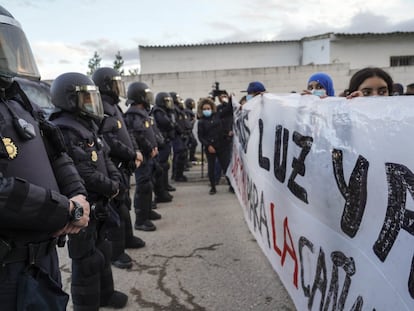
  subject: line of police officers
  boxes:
[0,5,198,311]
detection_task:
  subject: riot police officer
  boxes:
[151,92,176,203]
[92,67,145,269]
[50,72,128,310]
[184,97,198,164]
[124,82,162,231]
[170,92,190,182]
[0,6,90,310]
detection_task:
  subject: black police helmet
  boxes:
[0,5,40,90]
[91,67,125,98]
[126,81,154,110]
[184,98,195,110]
[51,72,104,121]
[155,92,174,110]
[170,91,184,109]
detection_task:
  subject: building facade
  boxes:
[124,32,414,101]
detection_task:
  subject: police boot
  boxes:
[150,210,162,221]
[135,219,156,231]
[151,199,158,209]
[155,191,173,203]
[97,239,128,308]
[174,157,188,182]
[134,190,156,231]
[155,169,173,202]
[118,202,145,249]
[100,290,128,309]
[174,174,188,182]
[107,206,132,269]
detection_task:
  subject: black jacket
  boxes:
[99,94,137,166]
[0,85,86,243]
[51,112,121,204]
[197,112,227,150]
[124,105,157,158]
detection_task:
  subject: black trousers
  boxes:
[204,143,231,188]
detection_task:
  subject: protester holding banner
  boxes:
[346,67,393,98]
[197,98,231,195]
[301,72,335,98]
[243,81,266,101]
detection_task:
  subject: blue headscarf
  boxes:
[308,72,335,96]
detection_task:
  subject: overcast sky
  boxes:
[4,0,414,79]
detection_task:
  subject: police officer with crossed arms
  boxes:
[0,5,90,310]
[50,72,129,310]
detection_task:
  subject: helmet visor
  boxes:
[0,17,40,79]
[176,95,185,109]
[144,88,154,106]
[163,96,173,110]
[111,76,126,98]
[76,85,104,120]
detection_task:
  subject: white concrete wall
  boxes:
[139,33,414,77]
[330,34,414,69]
[124,63,414,104]
[139,42,301,74]
[302,38,331,65]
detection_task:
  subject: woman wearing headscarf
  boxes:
[302,72,335,98]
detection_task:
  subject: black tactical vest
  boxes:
[52,115,109,178]
[100,95,134,151]
[0,98,60,192]
[124,106,157,156]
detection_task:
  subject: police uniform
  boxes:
[0,82,87,310]
[50,72,127,310]
[183,99,198,163]
[99,92,145,266]
[124,105,160,231]
[0,6,88,310]
[151,99,176,202]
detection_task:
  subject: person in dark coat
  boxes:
[197,97,231,195]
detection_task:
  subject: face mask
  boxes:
[312,89,327,98]
[246,94,254,101]
[221,97,229,103]
[202,110,212,117]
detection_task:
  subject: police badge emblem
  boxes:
[91,150,98,162]
[2,137,18,159]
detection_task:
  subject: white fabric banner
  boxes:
[228,93,414,310]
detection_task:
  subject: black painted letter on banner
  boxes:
[258,119,270,171]
[287,131,313,203]
[332,149,369,238]
[274,125,289,183]
[373,163,414,298]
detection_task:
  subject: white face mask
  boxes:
[221,97,229,103]
[311,89,327,98]
[246,94,254,101]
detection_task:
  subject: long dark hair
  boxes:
[347,67,394,95]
